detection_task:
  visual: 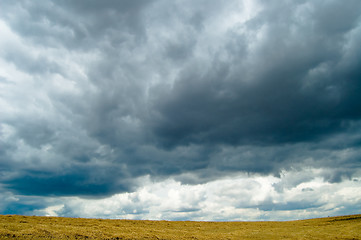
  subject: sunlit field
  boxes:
[0,214,360,239]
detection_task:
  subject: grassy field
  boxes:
[0,214,360,239]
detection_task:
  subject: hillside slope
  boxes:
[0,214,360,239]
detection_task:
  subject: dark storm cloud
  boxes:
[1,199,45,215]
[151,0,361,147]
[0,0,361,200]
[3,166,132,197]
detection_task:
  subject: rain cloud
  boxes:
[1,0,361,220]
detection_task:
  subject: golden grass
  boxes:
[0,214,360,239]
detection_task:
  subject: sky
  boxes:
[0,0,361,221]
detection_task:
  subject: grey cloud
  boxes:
[255,199,322,212]
[11,118,55,149]
[3,49,61,75]
[0,0,361,202]
[1,0,153,50]
[3,164,132,197]
[1,199,45,215]
[0,189,49,215]
[151,0,361,147]
[0,76,7,82]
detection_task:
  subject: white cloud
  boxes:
[27,169,361,221]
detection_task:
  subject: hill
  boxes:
[0,214,360,239]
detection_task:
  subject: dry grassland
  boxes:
[0,214,360,239]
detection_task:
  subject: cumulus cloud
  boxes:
[0,0,361,220]
[3,169,360,221]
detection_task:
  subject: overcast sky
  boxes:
[1,0,361,221]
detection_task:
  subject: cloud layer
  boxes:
[1,0,361,220]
